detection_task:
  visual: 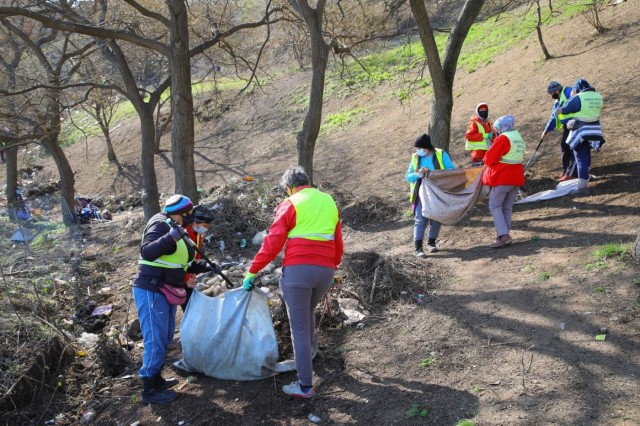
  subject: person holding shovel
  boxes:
[482,115,526,248]
[132,195,221,404]
[242,166,343,399]
[541,81,576,181]
[405,134,455,257]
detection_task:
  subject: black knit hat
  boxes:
[547,81,562,94]
[193,205,214,224]
[163,195,193,215]
[414,134,434,150]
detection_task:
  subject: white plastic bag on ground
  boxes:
[173,288,295,380]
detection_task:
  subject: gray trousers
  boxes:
[280,264,334,387]
[488,185,519,236]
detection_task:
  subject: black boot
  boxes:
[414,240,426,258]
[154,373,179,390]
[141,377,178,404]
[426,238,438,253]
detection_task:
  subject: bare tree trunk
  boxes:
[5,146,19,207]
[410,0,484,151]
[43,137,77,226]
[534,0,552,60]
[293,0,330,185]
[98,122,118,163]
[140,112,161,220]
[167,0,197,202]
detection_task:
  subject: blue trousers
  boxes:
[133,287,177,378]
[280,265,333,387]
[573,142,591,179]
[413,198,442,241]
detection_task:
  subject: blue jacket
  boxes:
[132,213,210,293]
[544,86,573,133]
[405,150,455,184]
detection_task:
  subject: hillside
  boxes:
[4,2,640,425]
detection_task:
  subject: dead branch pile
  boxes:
[338,251,443,309]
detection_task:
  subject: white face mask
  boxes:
[416,149,426,157]
[193,225,208,234]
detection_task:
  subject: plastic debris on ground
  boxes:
[338,298,366,324]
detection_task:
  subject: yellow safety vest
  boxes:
[409,149,444,203]
[287,188,339,241]
[465,119,491,151]
[138,218,194,270]
[554,88,569,130]
[498,131,526,164]
[558,91,603,123]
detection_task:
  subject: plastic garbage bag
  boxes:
[174,288,295,380]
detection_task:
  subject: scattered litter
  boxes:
[239,239,247,248]
[156,417,162,422]
[356,323,365,330]
[77,332,100,349]
[252,230,267,246]
[130,421,140,426]
[75,350,87,357]
[595,334,607,341]
[80,410,96,424]
[10,228,34,242]
[98,287,112,294]
[308,414,321,423]
[44,420,54,425]
[489,381,501,385]
[186,375,197,383]
[400,291,407,295]
[91,305,112,317]
[338,298,366,324]
[178,421,185,426]
[560,322,565,330]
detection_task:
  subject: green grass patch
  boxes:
[406,404,429,418]
[320,107,367,133]
[538,271,551,281]
[592,286,605,293]
[328,0,587,98]
[592,243,630,261]
[456,420,475,426]
[419,357,436,368]
[471,384,483,394]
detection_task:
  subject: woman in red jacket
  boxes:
[242,166,343,399]
[482,115,526,248]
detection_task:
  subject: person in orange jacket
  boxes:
[180,205,215,312]
[482,115,526,248]
[465,102,495,166]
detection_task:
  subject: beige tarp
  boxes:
[418,166,489,225]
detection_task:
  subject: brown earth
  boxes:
[8,2,640,425]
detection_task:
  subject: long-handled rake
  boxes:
[517,138,544,199]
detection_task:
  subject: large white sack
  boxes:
[419,167,489,225]
[173,288,295,380]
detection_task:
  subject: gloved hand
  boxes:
[242,272,256,291]
[169,225,186,241]
[206,263,222,274]
[416,172,425,179]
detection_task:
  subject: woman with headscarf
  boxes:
[482,115,526,248]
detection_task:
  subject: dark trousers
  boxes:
[573,141,591,180]
[560,127,576,176]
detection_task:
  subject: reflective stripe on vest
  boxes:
[559,91,603,123]
[554,88,569,130]
[138,216,194,270]
[498,131,526,164]
[287,188,339,241]
[465,120,490,151]
[409,149,444,203]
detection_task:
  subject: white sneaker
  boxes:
[282,382,315,399]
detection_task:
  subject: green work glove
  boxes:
[243,272,256,291]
